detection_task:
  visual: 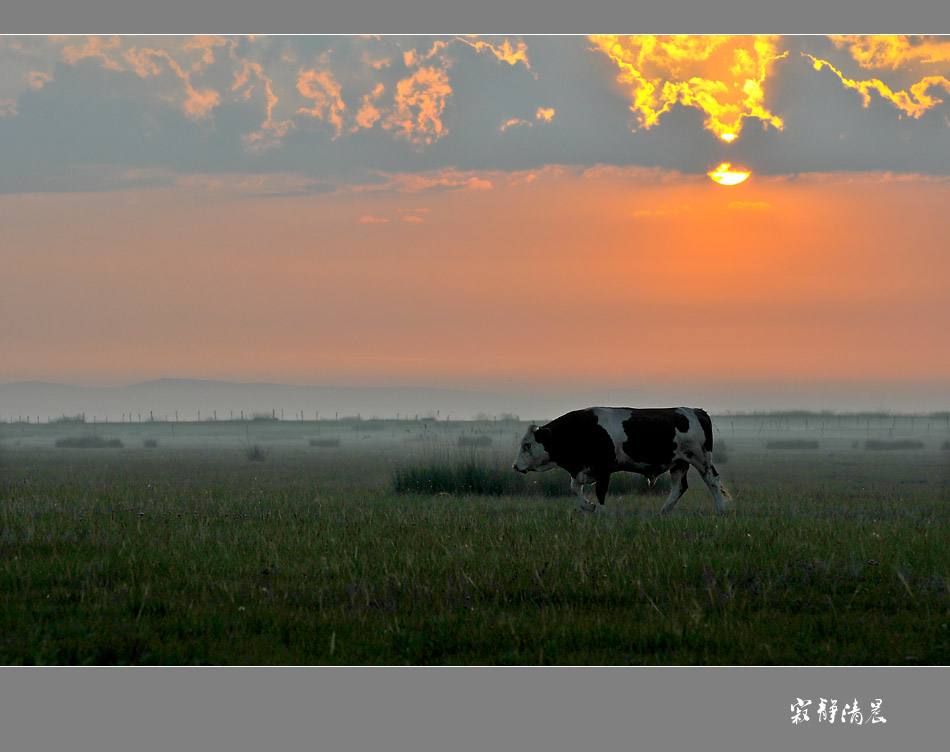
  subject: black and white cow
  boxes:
[512,407,727,514]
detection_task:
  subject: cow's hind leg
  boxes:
[687,453,727,515]
[571,474,596,513]
[658,460,689,514]
[594,474,610,506]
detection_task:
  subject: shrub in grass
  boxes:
[143,439,158,449]
[393,457,510,495]
[309,438,341,448]
[941,441,950,451]
[245,445,268,462]
[765,439,820,450]
[865,439,925,451]
[55,436,123,449]
[457,436,493,448]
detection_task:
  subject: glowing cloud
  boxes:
[588,35,786,141]
[297,68,346,137]
[536,107,554,122]
[122,45,221,121]
[805,52,950,120]
[383,66,452,145]
[354,83,386,130]
[500,118,530,131]
[402,40,451,68]
[456,37,530,69]
[61,35,124,71]
[27,71,52,89]
[233,59,295,151]
[708,163,750,185]
[831,35,950,69]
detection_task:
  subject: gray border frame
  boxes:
[2,0,949,749]
[6,0,950,33]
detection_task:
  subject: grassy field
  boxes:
[1,414,949,664]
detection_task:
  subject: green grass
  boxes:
[1,427,949,665]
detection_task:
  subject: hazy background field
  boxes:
[2,411,949,664]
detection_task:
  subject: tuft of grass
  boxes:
[143,439,158,449]
[245,445,268,462]
[393,456,510,495]
[765,439,819,450]
[865,439,925,451]
[55,436,123,449]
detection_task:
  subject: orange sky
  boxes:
[4,166,948,390]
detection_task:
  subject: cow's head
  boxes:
[512,424,556,473]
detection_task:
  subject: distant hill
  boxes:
[2,378,945,423]
[0,379,533,423]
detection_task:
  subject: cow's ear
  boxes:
[535,426,551,442]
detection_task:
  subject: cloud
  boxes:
[119,44,223,121]
[456,37,530,69]
[805,51,950,120]
[60,35,124,71]
[354,82,385,130]
[359,214,389,223]
[341,168,501,195]
[402,40,451,68]
[500,117,530,131]
[588,35,787,141]
[402,215,424,223]
[382,66,452,145]
[500,107,552,131]
[232,59,295,151]
[181,35,233,70]
[361,50,392,70]
[296,68,346,137]
[171,171,320,196]
[831,35,950,69]
[27,71,52,89]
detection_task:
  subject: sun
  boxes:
[708,162,750,185]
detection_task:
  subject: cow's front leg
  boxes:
[594,474,610,506]
[570,474,595,512]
